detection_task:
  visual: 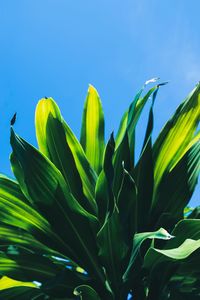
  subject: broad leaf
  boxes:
[35,97,96,214]
[153,83,200,201]
[123,228,174,282]
[10,129,106,287]
[151,136,200,230]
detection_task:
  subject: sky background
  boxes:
[0,0,199,206]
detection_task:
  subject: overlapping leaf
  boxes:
[10,129,106,288]
[153,83,200,202]
[35,97,97,214]
[151,135,200,230]
[123,228,174,282]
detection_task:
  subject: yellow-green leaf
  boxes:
[153,83,200,196]
[0,276,37,291]
[80,85,105,174]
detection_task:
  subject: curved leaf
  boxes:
[123,228,174,282]
[10,129,106,287]
[151,136,200,229]
[153,83,200,200]
[74,285,101,300]
[144,239,200,269]
[35,97,96,214]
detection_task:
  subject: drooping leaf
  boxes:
[80,85,105,174]
[144,239,200,300]
[74,285,101,300]
[165,219,200,249]
[123,228,174,282]
[144,239,200,269]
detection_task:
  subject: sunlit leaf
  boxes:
[80,85,105,174]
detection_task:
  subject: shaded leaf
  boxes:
[74,285,101,300]
[123,228,174,282]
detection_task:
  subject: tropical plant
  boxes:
[0,79,199,300]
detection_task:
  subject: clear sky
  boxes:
[0,0,199,206]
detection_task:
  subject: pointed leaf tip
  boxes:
[88,84,98,95]
[10,113,17,126]
[145,78,160,86]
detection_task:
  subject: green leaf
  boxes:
[113,130,131,197]
[80,85,105,174]
[0,250,64,283]
[151,136,200,229]
[144,239,200,269]
[74,285,101,300]
[0,276,37,290]
[165,219,200,249]
[35,97,96,214]
[35,97,62,158]
[134,89,158,232]
[0,249,88,298]
[63,121,97,205]
[117,167,137,245]
[95,134,115,223]
[116,79,162,164]
[97,208,128,295]
[0,176,63,255]
[0,224,54,255]
[0,287,43,300]
[123,228,174,282]
[153,83,200,200]
[10,129,106,287]
[115,111,128,149]
[143,219,200,300]
[47,114,96,214]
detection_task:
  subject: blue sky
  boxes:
[0,0,199,205]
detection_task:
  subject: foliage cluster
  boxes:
[0,79,199,299]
